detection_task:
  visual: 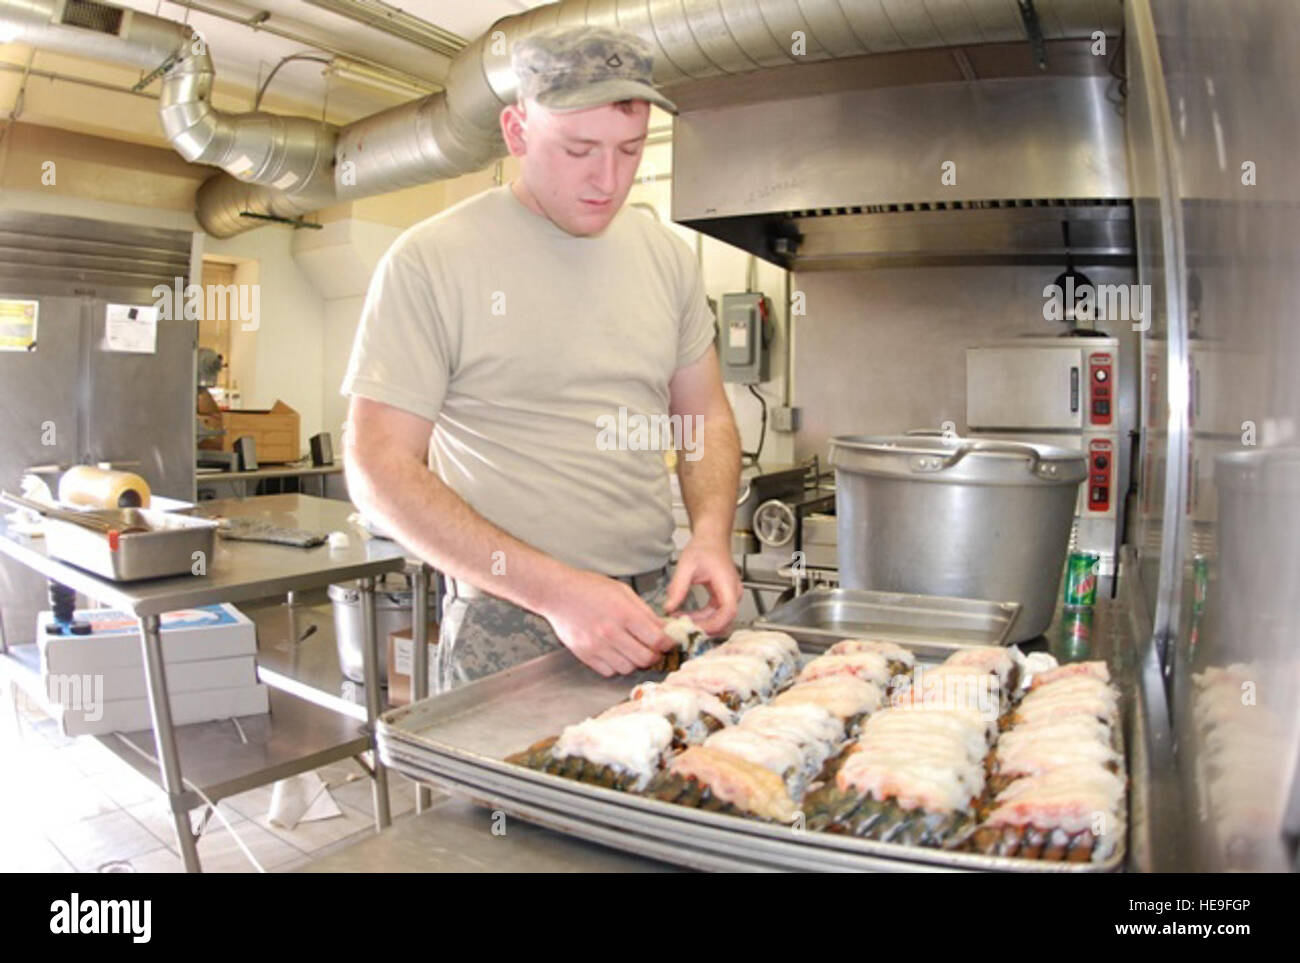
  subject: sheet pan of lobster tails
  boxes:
[377,614,1127,872]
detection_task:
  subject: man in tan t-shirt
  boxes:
[342,25,742,690]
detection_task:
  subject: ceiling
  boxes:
[1,0,548,137]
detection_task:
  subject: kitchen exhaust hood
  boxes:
[670,43,1133,270]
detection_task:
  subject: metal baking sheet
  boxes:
[386,757,789,872]
[378,644,1125,873]
[43,507,218,581]
[382,719,1124,873]
[381,739,958,872]
[753,587,1022,652]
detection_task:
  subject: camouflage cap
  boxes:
[511,25,677,115]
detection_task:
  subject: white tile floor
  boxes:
[1,683,430,873]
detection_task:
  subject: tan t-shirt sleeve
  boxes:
[674,241,717,371]
[340,243,452,424]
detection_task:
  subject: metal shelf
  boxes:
[242,593,388,723]
[0,642,370,811]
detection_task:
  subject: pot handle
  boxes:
[911,440,1044,475]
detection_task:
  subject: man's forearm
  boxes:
[676,408,741,545]
[344,438,573,613]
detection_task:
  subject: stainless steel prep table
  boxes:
[0,493,413,872]
[300,794,676,873]
[196,463,343,499]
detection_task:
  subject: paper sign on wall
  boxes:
[0,298,39,351]
[104,303,158,354]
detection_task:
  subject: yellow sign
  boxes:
[0,298,39,351]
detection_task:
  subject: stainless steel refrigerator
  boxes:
[0,210,197,645]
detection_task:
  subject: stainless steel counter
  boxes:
[0,493,405,618]
[196,463,343,499]
[300,795,675,873]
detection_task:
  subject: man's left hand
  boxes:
[664,536,742,635]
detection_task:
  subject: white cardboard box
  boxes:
[48,683,271,737]
[50,656,259,702]
[38,603,256,674]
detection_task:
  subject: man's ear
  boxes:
[500,102,527,157]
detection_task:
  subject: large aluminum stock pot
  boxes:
[829,435,1087,642]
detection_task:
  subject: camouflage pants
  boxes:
[435,571,693,693]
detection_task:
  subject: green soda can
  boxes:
[1061,606,1093,660]
[1063,552,1100,606]
[1192,554,1209,615]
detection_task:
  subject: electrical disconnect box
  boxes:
[718,292,773,384]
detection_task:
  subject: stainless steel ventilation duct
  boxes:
[0,0,337,234]
[0,0,1121,237]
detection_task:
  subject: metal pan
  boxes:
[753,587,1022,652]
[380,740,962,872]
[42,507,217,581]
[377,642,1125,873]
[381,717,1124,872]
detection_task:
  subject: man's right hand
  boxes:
[540,570,678,677]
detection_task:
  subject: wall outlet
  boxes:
[772,406,800,432]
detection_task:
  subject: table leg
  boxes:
[138,613,202,872]
[359,578,391,829]
[411,564,433,813]
[2,674,21,744]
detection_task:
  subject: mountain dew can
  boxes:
[1063,552,1100,606]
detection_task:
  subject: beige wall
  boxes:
[0,122,205,211]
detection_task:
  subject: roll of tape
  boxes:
[58,466,152,510]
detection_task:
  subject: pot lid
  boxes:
[1215,446,1300,495]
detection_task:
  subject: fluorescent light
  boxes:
[328,57,436,98]
[305,0,466,58]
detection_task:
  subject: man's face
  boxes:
[503,98,650,236]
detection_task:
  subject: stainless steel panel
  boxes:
[673,76,1130,224]
[1126,1,1191,663]
[1189,340,1269,439]
[0,212,192,302]
[752,587,1021,651]
[787,203,1134,271]
[801,512,838,569]
[0,211,198,643]
[1126,0,1300,870]
[0,293,81,651]
[85,297,196,503]
[967,346,1084,429]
